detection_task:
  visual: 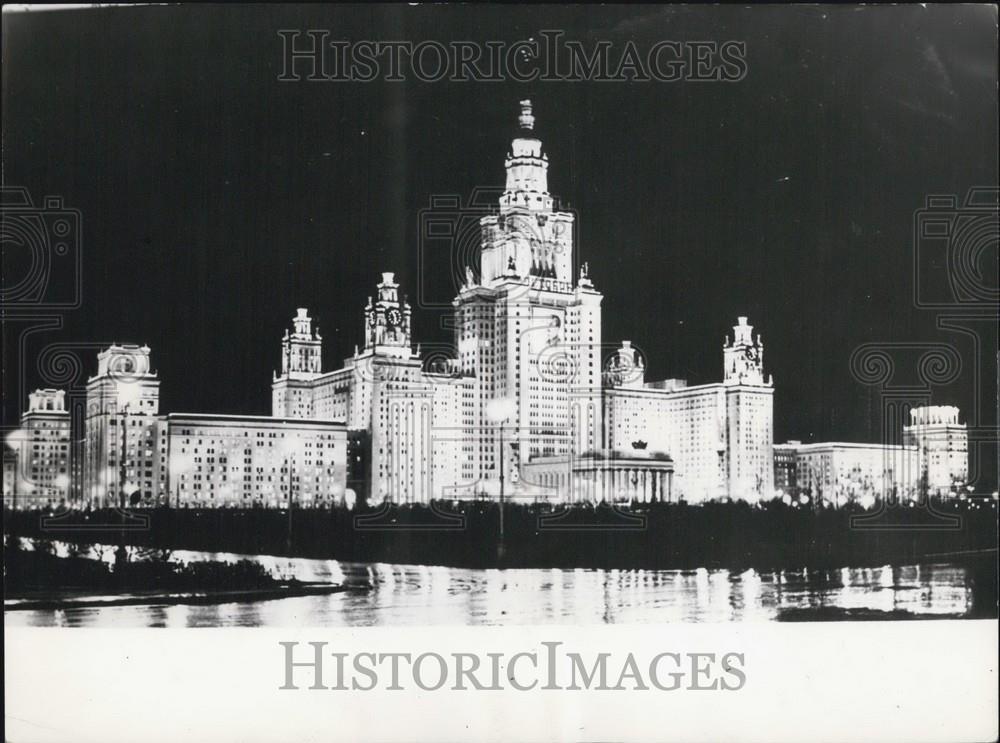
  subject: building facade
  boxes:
[83,345,164,507]
[903,405,969,495]
[14,101,975,510]
[774,441,921,505]
[14,102,979,511]
[164,414,347,508]
[273,101,774,505]
[773,440,799,493]
[76,344,348,508]
[4,389,72,506]
[601,320,774,504]
[772,406,970,505]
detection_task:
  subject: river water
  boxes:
[3,545,977,627]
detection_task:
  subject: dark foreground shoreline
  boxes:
[774,606,970,621]
[4,500,997,618]
[5,582,352,612]
[4,547,360,612]
[4,500,996,571]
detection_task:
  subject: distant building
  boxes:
[769,406,971,506]
[774,441,920,506]
[5,389,71,506]
[83,345,163,507]
[79,345,348,508]
[903,405,969,495]
[12,389,71,505]
[773,440,799,493]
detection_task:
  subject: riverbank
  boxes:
[775,606,969,621]
[5,500,997,572]
[3,546,352,610]
[5,583,353,612]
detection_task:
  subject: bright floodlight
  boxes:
[117,382,142,407]
[5,429,27,449]
[279,435,300,456]
[169,453,189,478]
[486,397,517,423]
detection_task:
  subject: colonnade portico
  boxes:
[520,451,674,504]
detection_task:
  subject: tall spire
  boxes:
[479,100,573,285]
[518,99,535,131]
[503,100,549,208]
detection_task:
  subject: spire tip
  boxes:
[518,99,534,131]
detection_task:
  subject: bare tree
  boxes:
[135,545,174,563]
[65,541,90,558]
[30,537,55,555]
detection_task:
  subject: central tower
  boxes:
[479,100,574,285]
[453,100,603,497]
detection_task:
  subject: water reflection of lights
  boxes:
[6,546,978,627]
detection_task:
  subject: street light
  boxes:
[486,397,517,559]
[279,435,299,554]
[168,453,190,509]
[114,382,142,569]
[115,381,142,506]
[54,474,70,506]
[5,429,27,511]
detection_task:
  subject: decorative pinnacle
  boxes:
[518,99,534,131]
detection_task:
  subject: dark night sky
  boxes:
[3,5,998,487]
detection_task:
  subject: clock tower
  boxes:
[724,316,768,386]
[364,272,413,357]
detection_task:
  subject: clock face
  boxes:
[744,346,758,362]
[387,308,402,326]
[109,355,136,379]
